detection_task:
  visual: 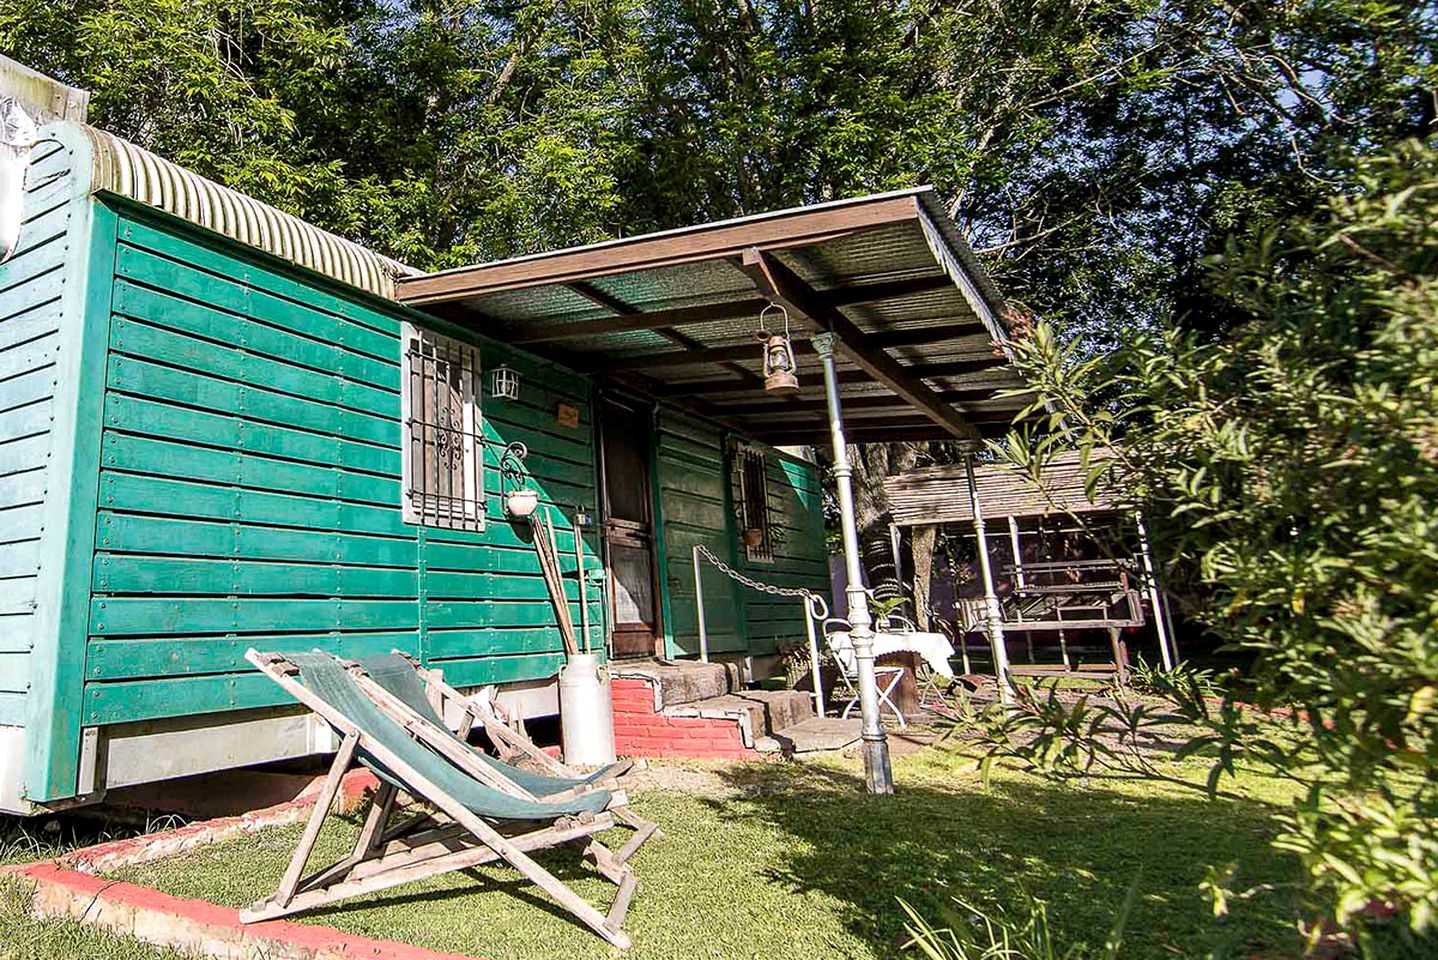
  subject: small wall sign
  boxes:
[556,403,580,429]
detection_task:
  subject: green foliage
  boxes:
[1127,656,1224,701]
[899,880,1137,960]
[6,0,1435,324]
[997,139,1438,936]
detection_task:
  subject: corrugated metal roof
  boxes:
[51,122,419,298]
[885,450,1127,526]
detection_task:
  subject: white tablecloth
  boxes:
[828,630,956,678]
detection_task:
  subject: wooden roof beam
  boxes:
[504,296,771,344]
[564,281,779,394]
[716,246,991,441]
[649,358,1007,397]
[728,388,1001,416]
[816,274,955,306]
[739,248,981,441]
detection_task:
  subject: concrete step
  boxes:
[772,717,862,754]
[611,659,741,709]
[664,689,814,749]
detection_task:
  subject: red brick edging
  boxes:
[8,861,481,960]
[1,768,490,960]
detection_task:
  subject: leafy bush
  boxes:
[1126,656,1225,701]
[992,140,1438,938]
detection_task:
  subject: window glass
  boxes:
[402,323,483,531]
[737,447,773,562]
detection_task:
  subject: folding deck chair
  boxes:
[242,650,657,949]
[355,651,659,842]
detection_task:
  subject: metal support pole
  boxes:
[1134,511,1175,670]
[692,545,709,663]
[803,594,827,718]
[1007,516,1026,590]
[813,332,893,794]
[965,454,1012,704]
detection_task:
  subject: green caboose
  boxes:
[2,85,1025,811]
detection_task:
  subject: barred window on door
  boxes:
[401,323,484,531]
[737,447,773,562]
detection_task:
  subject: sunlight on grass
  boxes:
[102,747,1304,960]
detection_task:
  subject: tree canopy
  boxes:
[4,0,1433,334]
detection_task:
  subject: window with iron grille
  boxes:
[737,447,773,562]
[401,322,483,531]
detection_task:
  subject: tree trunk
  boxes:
[850,442,927,591]
[912,523,937,630]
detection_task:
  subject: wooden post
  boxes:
[1135,510,1176,669]
[965,454,1012,703]
[1108,627,1130,686]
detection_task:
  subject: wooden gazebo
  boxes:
[884,451,1177,692]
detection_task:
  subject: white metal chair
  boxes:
[823,618,907,728]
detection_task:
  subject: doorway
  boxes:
[598,398,660,657]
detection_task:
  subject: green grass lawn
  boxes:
[75,745,1305,960]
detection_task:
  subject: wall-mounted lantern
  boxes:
[491,365,520,401]
[755,303,799,395]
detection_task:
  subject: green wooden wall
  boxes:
[732,451,830,655]
[656,409,830,659]
[655,410,742,656]
[2,131,832,803]
[0,139,76,728]
[83,205,602,729]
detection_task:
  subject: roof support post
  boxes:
[1135,510,1176,670]
[814,332,893,795]
[964,454,1012,704]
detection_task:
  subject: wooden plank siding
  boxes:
[655,411,830,659]
[732,451,830,656]
[0,140,78,728]
[85,205,602,726]
[655,410,742,656]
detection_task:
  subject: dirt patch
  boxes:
[623,761,742,798]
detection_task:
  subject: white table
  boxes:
[828,630,956,679]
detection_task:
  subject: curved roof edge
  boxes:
[41,121,421,299]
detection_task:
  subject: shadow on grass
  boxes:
[299,843,613,929]
[705,756,1303,960]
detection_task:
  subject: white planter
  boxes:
[505,489,539,518]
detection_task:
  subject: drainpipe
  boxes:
[965,454,1012,704]
[813,332,894,795]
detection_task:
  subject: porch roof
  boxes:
[884,450,1127,526]
[396,188,1034,446]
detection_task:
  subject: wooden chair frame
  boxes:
[241,650,649,949]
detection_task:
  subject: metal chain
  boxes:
[694,543,811,598]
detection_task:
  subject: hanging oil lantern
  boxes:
[755,303,800,395]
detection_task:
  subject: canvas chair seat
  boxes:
[355,653,623,796]
[289,652,610,820]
